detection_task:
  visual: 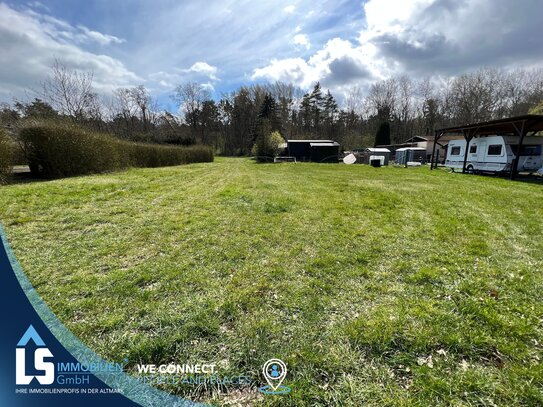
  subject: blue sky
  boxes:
[1,0,542,110]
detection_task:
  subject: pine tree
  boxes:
[374,122,391,147]
[323,90,338,119]
[258,94,281,132]
[323,90,338,138]
[300,93,312,133]
[309,82,324,133]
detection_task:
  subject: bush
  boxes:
[252,120,284,162]
[0,129,14,184]
[19,123,213,179]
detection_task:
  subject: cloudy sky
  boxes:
[1,0,542,109]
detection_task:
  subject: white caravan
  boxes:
[445,135,543,173]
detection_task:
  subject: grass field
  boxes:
[1,158,542,406]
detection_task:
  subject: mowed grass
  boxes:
[1,158,542,406]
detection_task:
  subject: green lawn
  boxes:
[1,158,542,406]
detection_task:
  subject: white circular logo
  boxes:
[262,358,287,391]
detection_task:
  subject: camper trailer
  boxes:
[445,135,543,173]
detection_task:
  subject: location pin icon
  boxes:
[262,359,287,391]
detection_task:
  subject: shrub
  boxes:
[252,120,284,163]
[0,129,14,184]
[19,123,213,179]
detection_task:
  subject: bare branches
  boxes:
[41,59,97,120]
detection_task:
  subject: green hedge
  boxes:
[0,129,14,184]
[19,124,213,179]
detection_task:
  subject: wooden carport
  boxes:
[430,115,543,179]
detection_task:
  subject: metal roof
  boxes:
[436,114,543,136]
[431,114,543,179]
[287,139,336,143]
[404,136,428,142]
[309,142,340,147]
[396,147,426,151]
[365,147,391,153]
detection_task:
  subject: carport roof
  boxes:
[432,114,543,179]
[436,114,543,136]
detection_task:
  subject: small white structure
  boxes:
[395,147,426,165]
[343,153,357,164]
[446,135,543,173]
[355,147,391,165]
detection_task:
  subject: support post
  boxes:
[461,130,471,174]
[430,130,439,170]
[510,120,526,180]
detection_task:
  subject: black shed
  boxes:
[287,140,340,163]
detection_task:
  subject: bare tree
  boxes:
[41,59,97,121]
[366,78,398,121]
[345,86,364,116]
[395,76,416,140]
[418,77,441,136]
[128,85,155,131]
[109,85,157,137]
[172,82,211,135]
[446,68,501,124]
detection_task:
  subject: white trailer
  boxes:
[445,135,543,174]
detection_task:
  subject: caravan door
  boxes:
[476,139,487,170]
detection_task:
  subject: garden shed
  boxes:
[395,147,427,165]
[356,148,391,165]
[287,140,340,163]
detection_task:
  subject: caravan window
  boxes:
[451,146,461,155]
[487,144,502,155]
[469,145,477,154]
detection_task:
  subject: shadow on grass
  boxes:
[2,166,51,185]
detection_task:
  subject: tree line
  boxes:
[1,60,543,153]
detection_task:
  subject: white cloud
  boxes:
[252,0,543,100]
[147,62,219,93]
[283,5,296,14]
[186,62,219,80]
[22,7,126,46]
[77,25,125,45]
[2,0,542,106]
[201,82,215,92]
[253,38,376,92]
[0,3,139,99]
[27,1,50,13]
[293,33,310,50]
[252,57,312,87]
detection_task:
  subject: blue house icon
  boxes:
[17,325,46,347]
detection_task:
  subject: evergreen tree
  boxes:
[15,98,58,119]
[300,93,312,133]
[309,82,324,133]
[323,90,338,139]
[374,122,391,147]
[257,93,281,132]
[323,90,338,119]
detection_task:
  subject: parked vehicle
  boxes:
[445,135,543,173]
